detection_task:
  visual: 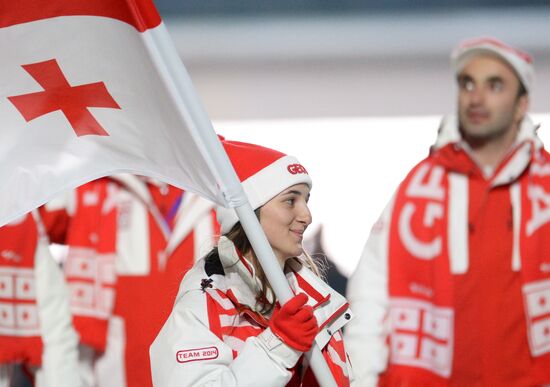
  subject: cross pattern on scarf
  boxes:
[523,279,550,356]
[0,268,40,336]
[65,247,116,319]
[389,298,453,377]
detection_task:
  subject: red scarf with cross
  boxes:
[383,145,550,384]
[0,214,43,366]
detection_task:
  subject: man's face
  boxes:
[457,54,527,142]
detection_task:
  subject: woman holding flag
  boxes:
[150,138,353,386]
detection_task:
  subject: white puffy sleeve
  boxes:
[150,289,302,387]
[344,195,396,387]
[33,212,81,387]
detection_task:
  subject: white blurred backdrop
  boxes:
[216,114,550,276]
[160,2,550,276]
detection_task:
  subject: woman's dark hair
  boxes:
[225,208,276,314]
[217,206,323,316]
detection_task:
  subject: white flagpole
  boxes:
[235,203,337,387]
[148,23,338,387]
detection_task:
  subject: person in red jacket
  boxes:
[150,138,353,386]
[0,210,80,387]
[345,37,550,386]
[42,175,218,387]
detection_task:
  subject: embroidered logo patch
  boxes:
[287,163,308,175]
[176,346,219,363]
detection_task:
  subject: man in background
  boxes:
[0,211,79,387]
[346,37,550,386]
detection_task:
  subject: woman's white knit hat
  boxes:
[216,138,312,234]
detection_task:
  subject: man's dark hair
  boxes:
[517,82,527,99]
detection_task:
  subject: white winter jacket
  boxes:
[150,237,353,386]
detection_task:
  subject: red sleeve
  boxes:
[39,204,70,244]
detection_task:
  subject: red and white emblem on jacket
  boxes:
[523,279,550,356]
[0,267,40,336]
[65,247,116,319]
[389,298,454,377]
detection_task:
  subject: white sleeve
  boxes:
[150,290,302,387]
[76,344,96,387]
[34,234,81,387]
[345,195,396,387]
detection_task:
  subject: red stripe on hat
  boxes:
[0,0,161,32]
[460,37,533,64]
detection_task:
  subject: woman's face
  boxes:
[259,183,312,265]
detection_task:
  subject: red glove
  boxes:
[269,293,318,352]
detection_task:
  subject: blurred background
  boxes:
[155,1,550,286]
[158,0,550,119]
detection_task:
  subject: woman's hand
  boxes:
[269,293,318,352]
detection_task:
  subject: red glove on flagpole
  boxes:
[269,293,318,352]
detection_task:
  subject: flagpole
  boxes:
[148,23,337,387]
[235,203,337,387]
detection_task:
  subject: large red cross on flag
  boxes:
[8,58,121,137]
[0,0,238,226]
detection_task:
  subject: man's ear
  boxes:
[515,94,529,122]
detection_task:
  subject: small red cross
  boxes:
[544,326,550,337]
[8,59,120,137]
[539,296,547,307]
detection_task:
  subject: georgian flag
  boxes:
[0,0,234,226]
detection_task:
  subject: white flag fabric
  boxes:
[0,0,238,226]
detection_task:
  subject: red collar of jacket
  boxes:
[429,115,543,186]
